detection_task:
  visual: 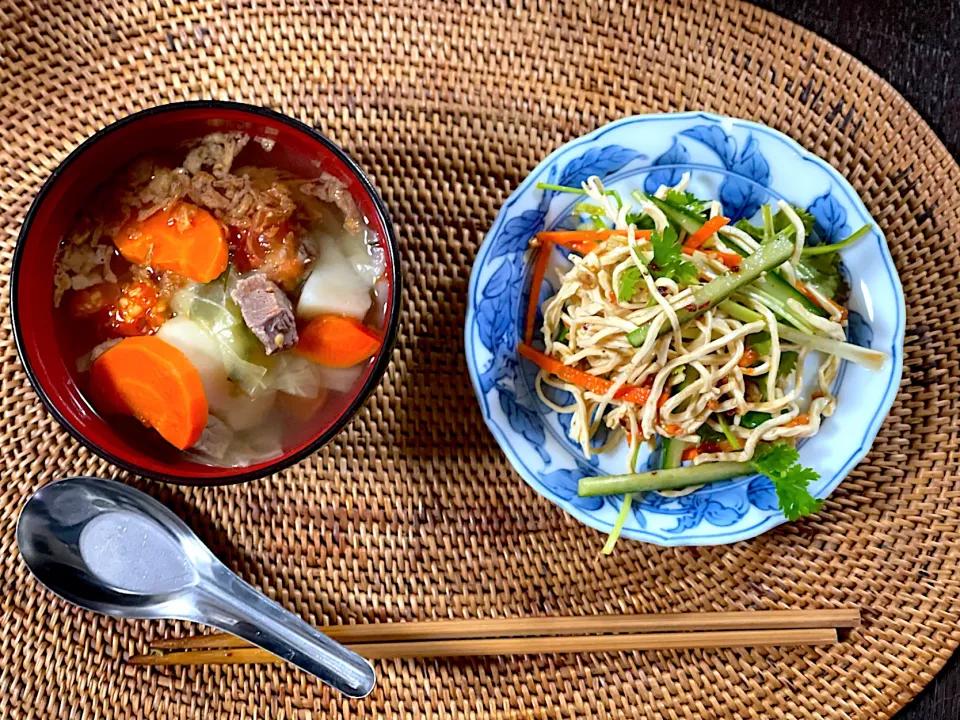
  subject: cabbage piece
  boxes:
[340,227,386,286]
[172,274,270,395]
[190,415,233,460]
[266,353,326,398]
[157,316,277,431]
[316,364,366,393]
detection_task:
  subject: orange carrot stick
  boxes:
[525,241,553,344]
[682,245,742,269]
[115,203,228,283]
[683,215,729,251]
[517,344,652,404]
[91,336,208,450]
[785,413,810,428]
[795,280,846,319]
[681,447,699,462]
[296,315,381,368]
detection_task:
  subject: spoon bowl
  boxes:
[17,476,376,698]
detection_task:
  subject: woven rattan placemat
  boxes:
[2,1,959,718]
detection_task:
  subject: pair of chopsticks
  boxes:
[128,609,859,667]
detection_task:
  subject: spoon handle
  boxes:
[194,562,376,698]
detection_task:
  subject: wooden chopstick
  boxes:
[148,609,860,651]
[130,627,839,665]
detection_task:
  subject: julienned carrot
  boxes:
[683,215,730,251]
[525,241,553,344]
[785,414,810,428]
[536,229,652,254]
[682,246,742,269]
[517,344,652,404]
[794,280,820,306]
[795,280,847,319]
[681,447,699,462]
[91,336,208,450]
[115,203,228,283]
[296,315,381,368]
[705,250,742,269]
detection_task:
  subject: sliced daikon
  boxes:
[297,242,372,320]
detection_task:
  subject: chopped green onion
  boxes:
[801,224,871,256]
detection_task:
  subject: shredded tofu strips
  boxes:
[537,181,846,471]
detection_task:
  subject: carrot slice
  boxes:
[517,343,652,404]
[536,229,652,254]
[681,447,699,462]
[683,215,730,251]
[296,315,381,368]
[115,203,228,282]
[525,241,553,344]
[91,336,208,450]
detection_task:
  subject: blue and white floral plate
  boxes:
[465,112,905,546]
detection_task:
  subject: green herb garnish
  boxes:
[751,442,822,521]
[649,226,697,285]
[617,267,642,302]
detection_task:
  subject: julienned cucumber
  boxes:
[723,238,825,318]
[578,462,749,497]
[633,235,794,343]
[660,437,688,470]
[634,192,705,235]
[755,272,823,318]
[636,194,826,320]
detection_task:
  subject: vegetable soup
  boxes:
[54,132,388,467]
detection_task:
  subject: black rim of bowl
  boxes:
[10,100,403,486]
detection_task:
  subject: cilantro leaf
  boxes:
[650,227,698,285]
[734,217,765,242]
[664,189,710,216]
[796,251,844,300]
[697,424,726,443]
[770,466,823,521]
[751,441,822,521]
[752,441,799,476]
[624,213,656,230]
[617,267,642,302]
[555,324,569,342]
[773,205,816,236]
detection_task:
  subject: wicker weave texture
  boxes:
[1,1,959,718]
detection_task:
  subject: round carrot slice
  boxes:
[115,203,228,283]
[91,336,209,450]
[296,315,381,368]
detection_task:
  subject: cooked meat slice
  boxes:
[230,273,298,354]
[183,132,250,177]
[300,173,362,233]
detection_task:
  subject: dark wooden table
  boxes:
[756,2,960,717]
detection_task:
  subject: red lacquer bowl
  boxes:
[11,101,401,485]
